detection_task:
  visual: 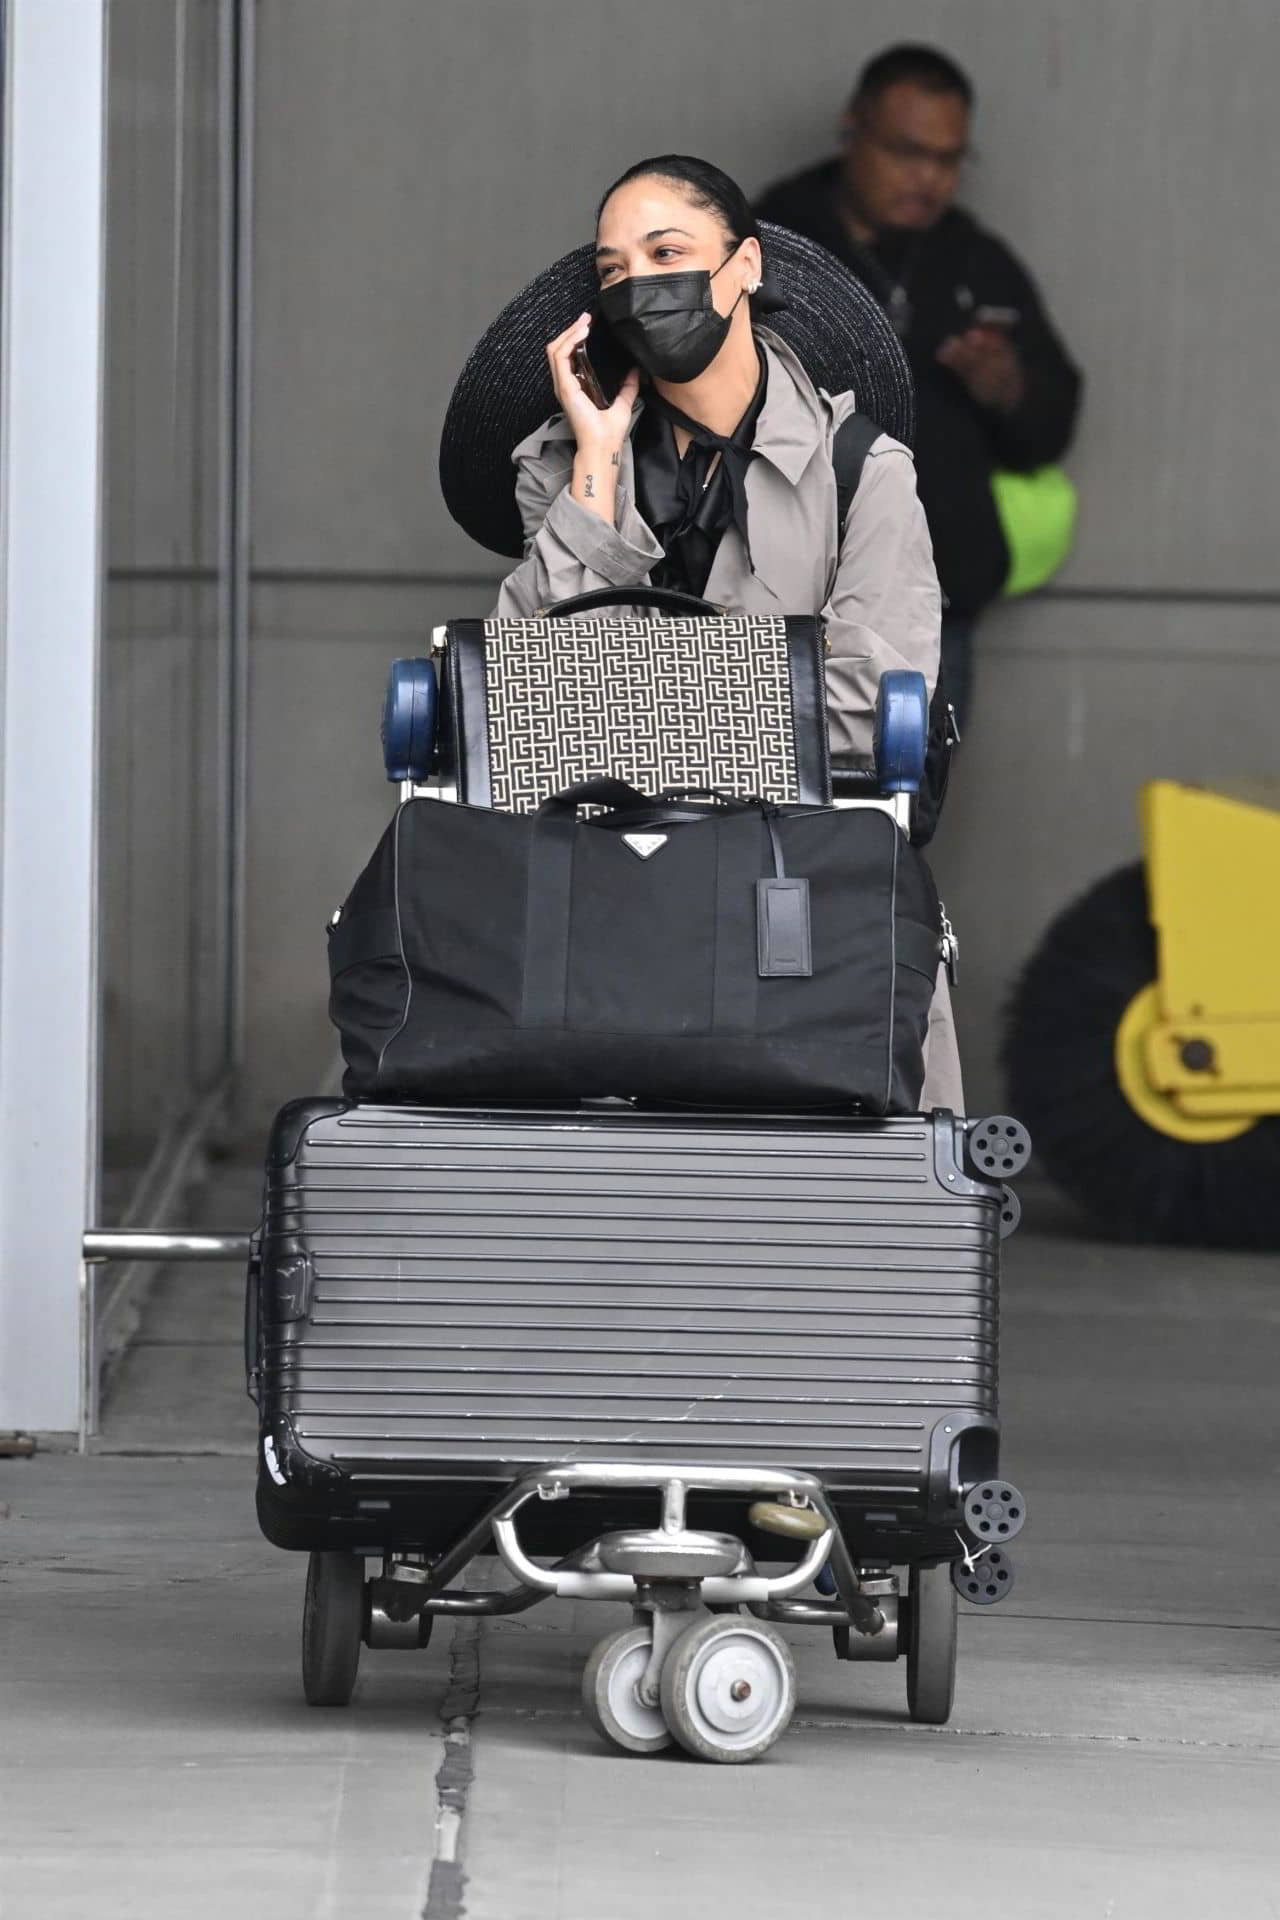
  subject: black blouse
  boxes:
[631,353,768,599]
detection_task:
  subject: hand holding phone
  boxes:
[546,314,639,455]
[571,342,609,410]
[937,317,1026,413]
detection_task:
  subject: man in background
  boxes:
[756,44,1082,728]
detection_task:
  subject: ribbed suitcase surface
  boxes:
[260,1106,1000,1508]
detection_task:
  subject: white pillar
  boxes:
[0,0,107,1435]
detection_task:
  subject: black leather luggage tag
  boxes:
[757,878,812,977]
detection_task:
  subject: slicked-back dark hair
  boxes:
[597,155,758,254]
[851,43,974,113]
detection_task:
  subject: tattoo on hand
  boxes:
[611,452,620,466]
[584,474,595,499]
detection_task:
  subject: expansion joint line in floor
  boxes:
[423,1616,483,1920]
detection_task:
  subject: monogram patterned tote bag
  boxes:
[434,588,830,810]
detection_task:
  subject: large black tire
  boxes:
[1003,863,1280,1249]
[906,1563,957,1725]
[302,1551,365,1707]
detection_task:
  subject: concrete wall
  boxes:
[239,0,1280,1132]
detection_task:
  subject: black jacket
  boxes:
[755,161,1082,613]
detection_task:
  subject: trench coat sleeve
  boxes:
[919,965,964,1113]
[821,440,942,764]
[492,432,663,617]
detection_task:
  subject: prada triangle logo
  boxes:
[621,832,669,860]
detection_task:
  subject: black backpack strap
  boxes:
[832,411,883,538]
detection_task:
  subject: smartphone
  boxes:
[571,342,610,409]
[973,304,1020,330]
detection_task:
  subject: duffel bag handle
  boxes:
[539,778,764,819]
[538,776,656,816]
[537,586,725,620]
[659,785,760,812]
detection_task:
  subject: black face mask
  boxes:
[597,254,745,384]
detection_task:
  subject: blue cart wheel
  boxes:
[381,658,437,784]
[874,670,928,795]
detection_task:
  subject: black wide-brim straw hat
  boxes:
[439,221,914,560]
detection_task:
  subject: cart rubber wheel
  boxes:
[302,1551,365,1707]
[581,1625,673,1754]
[659,1616,796,1764]
[907,1563,957,1725]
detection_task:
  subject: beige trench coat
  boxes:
[492,329,962,1111]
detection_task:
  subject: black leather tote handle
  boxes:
[829,761,881,799]
[539,586,725,619]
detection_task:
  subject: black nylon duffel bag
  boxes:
[328,780,941,1113]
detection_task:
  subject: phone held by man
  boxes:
[937,304,1027,414]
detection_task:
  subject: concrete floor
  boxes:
[1,1171,1278,1920]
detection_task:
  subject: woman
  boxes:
[493,155,941,771]
[483,153,959,1109]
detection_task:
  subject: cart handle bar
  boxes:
[83,1230,252,1263]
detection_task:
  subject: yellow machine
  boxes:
[1116,781,1280,1141]
[1005,781,1280,1247]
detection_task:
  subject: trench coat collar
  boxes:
[746,328,831,486]
[510,329,835,604]
[706,330,829,604]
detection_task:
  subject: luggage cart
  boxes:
[247,1093,1028,1763]
[94,655,1030,1764]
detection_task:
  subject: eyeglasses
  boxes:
[859,128,972,176]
